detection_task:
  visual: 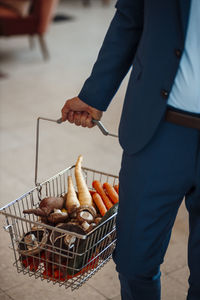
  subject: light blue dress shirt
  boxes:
[167,0,200,114]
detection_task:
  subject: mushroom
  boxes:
[49,222,88,273]
[64,234,77,248]
[70,218,78,223]
[50,222,87,257]
[81,221,90,232]
[18,227,49,256]
[86,222,97,233]
[62,222,86,235]
[24,234,38,251]
[76,206,97,224]
[23,197,64,217]
[94,217,102,225]
[69,207,78,219]
[47,209,68,224]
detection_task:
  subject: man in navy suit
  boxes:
[61,0,200,299]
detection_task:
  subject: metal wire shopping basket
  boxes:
[0,117,119,290]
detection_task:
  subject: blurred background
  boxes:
[0,1,189,299]
[0,0,123,204]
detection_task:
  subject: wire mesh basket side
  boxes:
[0,166,118,290]
[5,212,117,290]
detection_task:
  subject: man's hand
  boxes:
[61,97,103,128]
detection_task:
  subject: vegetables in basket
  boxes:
[65,176,80,213]
[21,255,40,271]
[47,209,68,224]
[103,182,119,204]
[50,222,86,253]
[92,192,107,217]
[65,202,118,276]
[18,227,49,256]
[75,155,93,207]
[114,184,119,194]
[23,197,64,217]
[99,202,118,225]
[49,222,88,276]
[76,205,97,224]
[19,154,119,281]
[92,180,113,209]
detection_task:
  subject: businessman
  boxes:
[61,0,200,299]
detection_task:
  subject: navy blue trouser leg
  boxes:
[119,270,161,300]
[186,147,200,300]
[112,119,200,300]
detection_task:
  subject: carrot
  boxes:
[66,176,80,213]
[89,190,96,197]
[114,184,119,194]
[103,182,119,204]
[92,180,113,210]
[92,192,107,216]
[75,155,93,207]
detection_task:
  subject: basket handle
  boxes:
[35,117,118,187]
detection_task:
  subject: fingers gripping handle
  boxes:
[57,118,118,137]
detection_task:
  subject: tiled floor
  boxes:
[0,0,190,299]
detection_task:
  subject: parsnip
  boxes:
[66,176,80,213]
[75,155,93,206]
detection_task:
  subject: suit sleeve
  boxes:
[78,0,144,111]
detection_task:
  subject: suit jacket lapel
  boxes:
[177,0,191,42]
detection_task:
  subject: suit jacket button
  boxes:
[175,49,182,58]
[161,89,169,99]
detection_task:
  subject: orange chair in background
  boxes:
[0,0,59,60]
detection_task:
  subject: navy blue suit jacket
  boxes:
[78,0,191,154]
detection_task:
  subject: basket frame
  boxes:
[0,165,118,291]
